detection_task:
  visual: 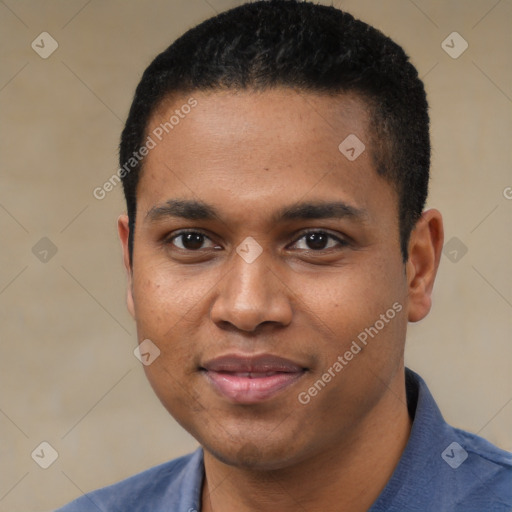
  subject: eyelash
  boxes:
[165,229,348,252]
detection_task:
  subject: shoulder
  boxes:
[450,427,512,509]
[413,369,512,510]
[55,449,203,512]
[372,369,512,511]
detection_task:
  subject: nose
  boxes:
[210,250,293,333]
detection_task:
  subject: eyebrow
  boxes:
[145,199,368,223]
[275,200,368,223]
[146,199,217,221]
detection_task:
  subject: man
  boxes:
[57,1,511,510]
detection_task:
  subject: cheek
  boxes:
[300,257,404,321]
[131,263,209,336]
[133,269,207,418]
[142,359,206,443]
[130,264,217,390]
[296,255,407,367]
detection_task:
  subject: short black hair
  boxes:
[120,0,430,263]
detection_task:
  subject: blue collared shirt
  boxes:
[56,369,512,511]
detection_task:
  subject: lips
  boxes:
[201,354,306,403]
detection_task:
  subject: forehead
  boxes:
[150,88,371,152]
[137,89,393,223]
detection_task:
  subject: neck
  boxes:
[201,369,412,512]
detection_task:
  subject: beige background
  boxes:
[0,0,511,510]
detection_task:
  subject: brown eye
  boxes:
[170,231,216,250]
[304,232,329,250]
[292,231,346,251]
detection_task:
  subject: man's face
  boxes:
[121,89,413,469]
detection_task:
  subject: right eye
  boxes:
[166,231,220,251]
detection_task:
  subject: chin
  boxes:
[208,444,295,471]
[200,424,310,471]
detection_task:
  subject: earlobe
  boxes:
[117,215,136,319]
[406,209,444,323]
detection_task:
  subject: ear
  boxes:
[117,214,135,319]
[405,209,444,323]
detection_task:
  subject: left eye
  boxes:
[291,231,346,251]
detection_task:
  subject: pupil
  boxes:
[307,233,327,250]
[183,233,204,250]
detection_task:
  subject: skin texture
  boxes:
[118,89,444,511]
